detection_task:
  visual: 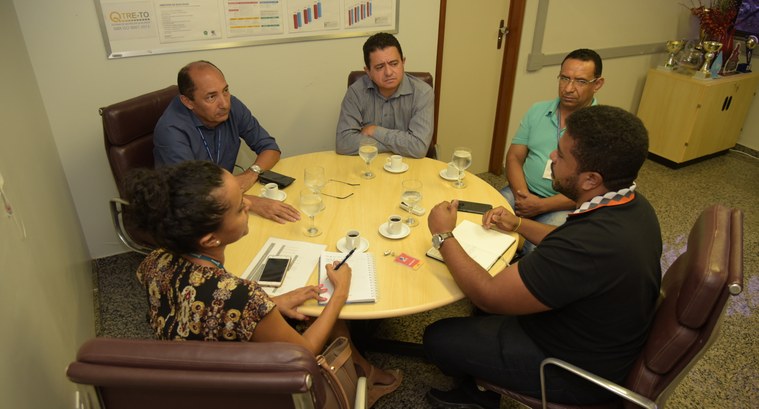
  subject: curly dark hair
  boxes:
[562,48,603,77]
[565,105,649,191]
[124,161,229,255]
[177,60,223,100]
[363,32,403,68]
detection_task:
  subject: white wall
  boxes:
[14,0,441,258]
[0,2,95,408]
[506,0,759,152]
[12,0,758,261]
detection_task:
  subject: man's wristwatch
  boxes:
[432,232,454,249]
[249,164,263,175]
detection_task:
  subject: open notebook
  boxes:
[318,251,378,304]
[426,220,517,270]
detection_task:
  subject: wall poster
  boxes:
[95,0,399,59]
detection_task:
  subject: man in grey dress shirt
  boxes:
[335,32,434,158]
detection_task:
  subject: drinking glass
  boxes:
[358,138,378,179]
[401,179,423,227]
[304,166,327,193]
[299,188,324,237]
[451,147,472,188]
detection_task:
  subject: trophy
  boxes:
[660,40,685,71]
[741,35,757,73]
[721,43,741,75]
[694,41,722,79]
[678,39,704,73]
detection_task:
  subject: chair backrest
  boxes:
[625,204,744,407]
[101,85,178,197]
[477,204,744,409]
[66,338,337,409]
[347,71,437,159]
[100,85,178,252]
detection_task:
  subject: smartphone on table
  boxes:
[258,256,292,287]
[456,200,493,215]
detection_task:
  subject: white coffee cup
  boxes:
[387,215,403,235]
[386,154,404,171]
[261,182,280,199]
[345,230,361,250]
[446,162,459,178]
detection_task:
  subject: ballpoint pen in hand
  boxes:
[334,248,356,270]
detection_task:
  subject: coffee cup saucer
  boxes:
[439,168,463,181]
[378,222,411,239]
[384,162,409,173]
[260,190,287,201]
[336,237,369,253]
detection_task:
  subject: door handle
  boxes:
[497,19,508,49]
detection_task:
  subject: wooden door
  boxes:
[435,0,511,174]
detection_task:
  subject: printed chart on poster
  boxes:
[95,0,398,59]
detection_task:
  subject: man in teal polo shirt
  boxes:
[502,49,604,253]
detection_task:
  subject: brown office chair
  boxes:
[66,338,367,409]
[347,71,437,159]
[100,85,178,254]
[478,204,744,409]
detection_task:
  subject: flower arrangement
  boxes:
[686,0,741,69]
[688,0,740,41]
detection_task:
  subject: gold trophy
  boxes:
[694,41,722,79]
[745,35,757,72]
[661,40,685,71]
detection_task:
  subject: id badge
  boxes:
[543,159,553,180]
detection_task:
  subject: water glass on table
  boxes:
[451,147,472,188]
[304,166,327,193]
[401,179,423,227]
[300,188,324,237]
[358,138,378,179]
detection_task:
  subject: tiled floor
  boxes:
[93,150,758,408]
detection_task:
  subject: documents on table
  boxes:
[243,237,326,296]
[426,220,516,270]
[319,251,378,304]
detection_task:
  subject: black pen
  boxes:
[334,248,356,270]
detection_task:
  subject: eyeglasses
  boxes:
[557,75,599,88]
[320,179,360,199]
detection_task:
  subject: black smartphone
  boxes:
[259,170,295,189]
[457,200,493,215]
[258,256,291,287]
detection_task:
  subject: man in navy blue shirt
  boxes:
[155,60,300,223]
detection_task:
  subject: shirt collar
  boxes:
[366,73,413,100]
[570,183,637,216]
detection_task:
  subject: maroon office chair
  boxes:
[100,85,178,254]
[347,71,437,159]
[478,204,744,409]
[66,338,367,409]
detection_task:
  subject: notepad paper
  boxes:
[319,251,378,304]
[426,220,516,270]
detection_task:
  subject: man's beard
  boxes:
[552,172,580,202]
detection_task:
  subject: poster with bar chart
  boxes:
[287,0,339,32]
[345,0,393,29]
[96,0,397,59]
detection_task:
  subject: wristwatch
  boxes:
[432,232,454,249]
[249,164,263,175]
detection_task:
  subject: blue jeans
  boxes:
[500,187,570,253]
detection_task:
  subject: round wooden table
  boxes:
[225,151,517,319]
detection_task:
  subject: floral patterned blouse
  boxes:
[136,249,276,341]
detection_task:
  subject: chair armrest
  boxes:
[539,358,657,409]
[354,376,367,409]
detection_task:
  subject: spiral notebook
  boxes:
[318,251,377,304]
